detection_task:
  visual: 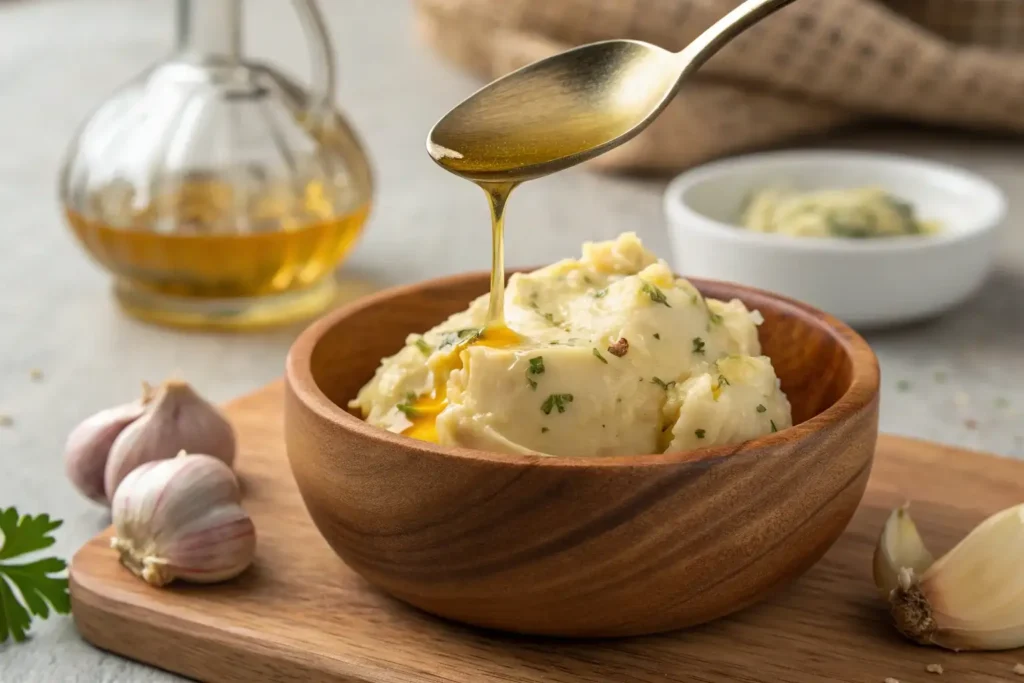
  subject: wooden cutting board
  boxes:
[69,381,1024,683]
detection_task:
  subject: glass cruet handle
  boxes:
[292,0,337,121]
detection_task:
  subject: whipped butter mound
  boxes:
[350,232,792,457]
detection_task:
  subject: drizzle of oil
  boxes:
[480,181,516,326]
[401,323,522,443]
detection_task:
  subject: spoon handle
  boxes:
[675,0,799,75]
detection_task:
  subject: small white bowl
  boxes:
[663,150,1006,329]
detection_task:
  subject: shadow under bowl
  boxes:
[284,272,880,637]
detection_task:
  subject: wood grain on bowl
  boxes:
[284,272,880,637]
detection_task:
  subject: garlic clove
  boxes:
[878,503,1024,651]
[65,399,148,504]
[111,452,255,587]
[873,503,935,599]
[103,380,236,501]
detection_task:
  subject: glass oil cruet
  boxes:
[60,0,373,329]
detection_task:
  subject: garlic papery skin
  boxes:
[65,399,148,504]
[110,453,255,587]
[104,380,236,502]
[873,503,935,599]
[875,503,1024,651]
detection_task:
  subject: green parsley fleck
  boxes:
[541,393,574,415]
[396,401,419,418]
[653,333,661,340]
[709,311,723,324]
[770,419,778,433]
[896,379,911,392]
[592,288,608,299]
[542,312,557,324]
[692,337,706,355]
[640,281,671,307]
[592,348,608,364]
[651,377,676,390]
[414,338,432,355]
[541,427,549,434]
[717,375,731,387]
[756,404,767,413]
[440,327,482,349]
[695,429,706,439]
[526,356,545,390]
[583,275,593,285]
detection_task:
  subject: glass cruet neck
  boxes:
[176,0,242,61]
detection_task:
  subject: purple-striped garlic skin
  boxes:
[110,452,255,587]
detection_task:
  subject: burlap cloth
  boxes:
[413,0,1024,173]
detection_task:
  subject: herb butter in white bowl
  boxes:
[664,150,1006,329]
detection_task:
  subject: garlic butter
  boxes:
[742,186,939,239]
[351,233,792,457]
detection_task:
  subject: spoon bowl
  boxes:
[427,0,797,182]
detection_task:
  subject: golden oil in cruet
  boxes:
[59,0,372,329]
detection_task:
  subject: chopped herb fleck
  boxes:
[608,337,629,357]
[770,420,778,433]
[592,288,608,299]
[592,348,608,364]
[708,311,724,324]
[616,397,622,403]
[541,427,549,434]
[542,312,557,324]
[405,392,417,402]
[396,402,419,418]
[541,393,574,415]
[526,356,545,390]
[756,404,767,413]
[692,337,706,355]
[414,338,432,355]
[717,375,731,387]
[690,293,700,305]
[583,275,593,285]
[695,429,706,439]
[440,327,482,349]
[640,281,671,307]
[653,333,661,340]
[651,377,676,390]
[896,379,911,392]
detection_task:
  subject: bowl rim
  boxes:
[663,149,1007,254]
[286,271,880,469]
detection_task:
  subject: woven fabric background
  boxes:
[414,0,1024,173]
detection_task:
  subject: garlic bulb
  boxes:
[65,384,152,503]
[104,380,236,501]
[111,452,255,587]
[874,502,1024,651]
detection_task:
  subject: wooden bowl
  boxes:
[284,272,879,638]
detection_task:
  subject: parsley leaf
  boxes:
[695,429,706,439]
[592,288,608,299]
[526,356,545,390]
[770,420,778,433]
[708,311,724,324]
[541,393,574,415]
[756,404,767,413]
[0,508,70,644]
[592,348,608,364]
[650,377,676,390]
[640,281,671,307]
[653,333,661,340]
[414,338,432,356]
[692,337,706,355]
[440,327,482,349]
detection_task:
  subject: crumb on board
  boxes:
[926,663,943,674]
[29,368,44,381]
[0,415,12,427]
[1014,662,1024,675]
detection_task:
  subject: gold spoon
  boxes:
[427,0,797,182]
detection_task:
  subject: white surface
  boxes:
[0,1,1022,681]
[664,150,1007,328]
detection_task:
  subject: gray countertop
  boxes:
[1,0,1022,680]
